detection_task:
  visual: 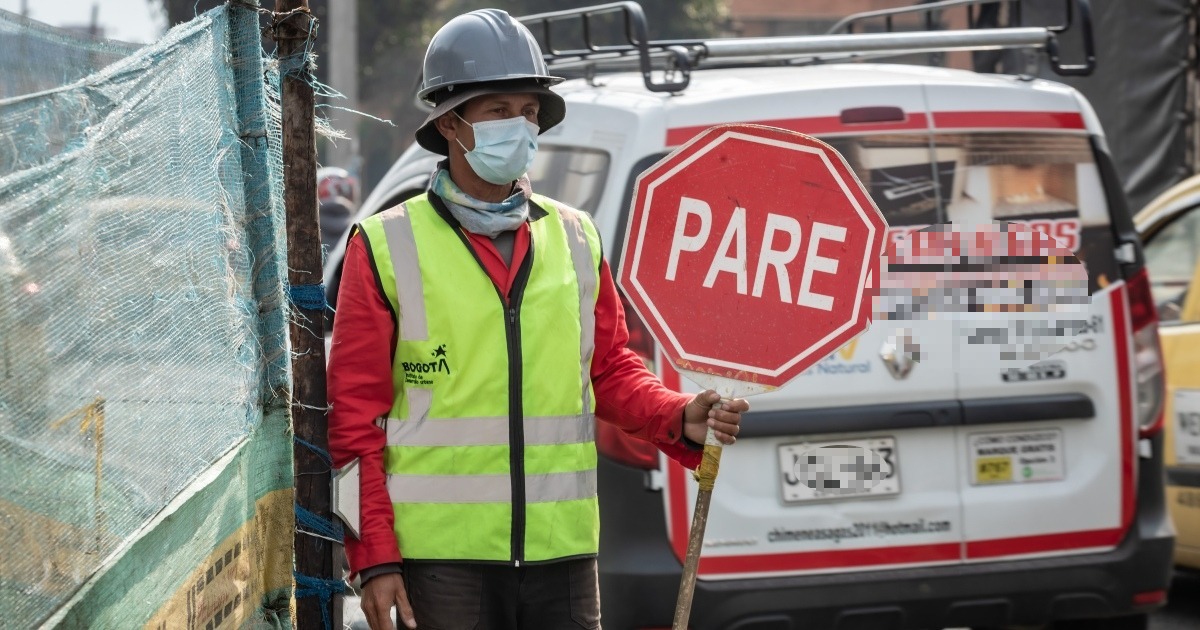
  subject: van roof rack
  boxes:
[516,0,1095,94]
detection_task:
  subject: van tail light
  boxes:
[1126,268,1165,438]
[595,293,661,470]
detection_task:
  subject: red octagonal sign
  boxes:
[617,125,887,390]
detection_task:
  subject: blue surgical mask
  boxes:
[455,112,539,185]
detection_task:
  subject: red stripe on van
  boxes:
[667,459,689,562]
[664,110,1086,147]
[699,543,961,575]
[1115,286,1136,532]
[932,111,1086,130]
[966,528,1124,559]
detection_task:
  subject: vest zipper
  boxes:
[506,254,533,565]
[429,194,535,565]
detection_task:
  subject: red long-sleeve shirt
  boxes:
[327,217,700,577]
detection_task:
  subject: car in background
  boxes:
[327,2,1173,628]
[1136,174,1200,572]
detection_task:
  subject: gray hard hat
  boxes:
[415,8,566,156]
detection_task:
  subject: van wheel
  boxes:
[1052,614,1149,630]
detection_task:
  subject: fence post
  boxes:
[271,1,340,629]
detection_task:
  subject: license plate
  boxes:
[968,429,1065,485]
[778,437,900,503]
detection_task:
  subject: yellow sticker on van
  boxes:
[976,457,1012,483]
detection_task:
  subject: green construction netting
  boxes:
[0,3,295,627]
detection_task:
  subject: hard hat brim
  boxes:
[415,79,566,156]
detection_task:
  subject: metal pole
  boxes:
[272,2,339,629]
[326,0,359,173]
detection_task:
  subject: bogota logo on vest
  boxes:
[402,344,451,385]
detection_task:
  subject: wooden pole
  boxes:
[672,428,724,629]
[273,2,339,629]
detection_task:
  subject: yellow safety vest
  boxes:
[357,191,603,563]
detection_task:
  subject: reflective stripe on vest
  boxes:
[384,416,596,447]
[387,470,597,504]
[358,192,603,563]
[379,205,427,340]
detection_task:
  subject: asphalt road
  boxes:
[1151,570,1200,629]
[344,583,1200,630]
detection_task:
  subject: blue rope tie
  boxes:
[296,504,344,541]
[294,570,346,630]
[287,283,329,311]
[278,52,313,79]
[294,435,332,467]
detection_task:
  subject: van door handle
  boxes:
[961,394,1094,426]
[737,394,1094,438]
[739,400,961,438]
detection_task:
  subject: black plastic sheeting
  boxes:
[992,1,1193,214]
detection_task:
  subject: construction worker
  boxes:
[327,8,747,630]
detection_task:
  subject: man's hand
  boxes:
[683,390,748,446]
[361,572,416,630]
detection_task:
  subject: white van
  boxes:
[328,2,1173,628]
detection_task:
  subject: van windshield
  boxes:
[527,146,610,215]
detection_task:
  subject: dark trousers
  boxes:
[403,557,601,630]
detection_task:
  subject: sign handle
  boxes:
[672,424,724,630]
